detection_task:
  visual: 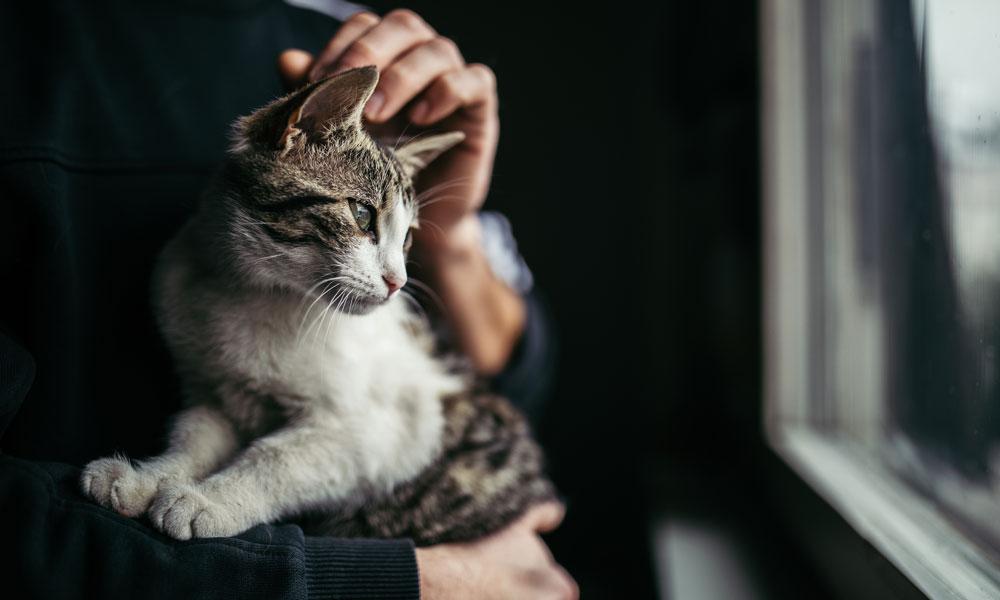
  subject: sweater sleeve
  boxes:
[0,332,419,600]
[473,211,557,426]
[488,289,557,428]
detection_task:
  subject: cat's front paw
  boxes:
[81,457,158,517]
[148,482,249,540]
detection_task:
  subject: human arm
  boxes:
[277,9,526,375]
[1,457,420,600]
[2,443,573,600]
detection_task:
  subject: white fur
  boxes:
[82,222,463,540]
[81,73,469,539]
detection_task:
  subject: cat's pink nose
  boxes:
[382,275,404,296]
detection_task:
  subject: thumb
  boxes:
[520,501,566,534]
[277,49,314,90]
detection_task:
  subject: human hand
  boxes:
[278,10,499,241]
[415,502,579,600]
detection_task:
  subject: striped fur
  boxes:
[81,67,556,544]
[302,390,556,545]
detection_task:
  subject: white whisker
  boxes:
[415,177,472,202]
[417,218,447,242]
[417,195,468,211]
[251,253,284,264]
[399,289,430,326]
[405,277,447,315]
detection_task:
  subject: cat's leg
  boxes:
[148,421,356,540]
[81,405,239,517]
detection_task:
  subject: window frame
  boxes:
[760,1,1000,597]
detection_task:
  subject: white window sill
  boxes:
[770,426,1000,600]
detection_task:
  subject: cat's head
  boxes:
[214,66,463,314]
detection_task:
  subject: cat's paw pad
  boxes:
[149,483,246,540]
[81,456,160,517]
[81,457,133,509]
[108,470,160,518]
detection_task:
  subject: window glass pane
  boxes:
[889,0,1000,550]
[770,0,1000,558]
[801,0,1000,554]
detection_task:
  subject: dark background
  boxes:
[365,1,827,597]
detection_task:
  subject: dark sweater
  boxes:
[0,0,553,598]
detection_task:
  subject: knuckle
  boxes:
[343,39,379,65]
[469,63,497,90]
[386,8,427,31]
[431,36,462,60]
[554,567,578,600]
[383,64,417,90]
[346,11,380,27]
[439,74,465,102]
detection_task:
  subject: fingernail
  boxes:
[410,100,429,123]
[365,91,385,119]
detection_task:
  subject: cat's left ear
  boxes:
[278,66,379,150]
[395,132,466,177]
[233,66,380,154]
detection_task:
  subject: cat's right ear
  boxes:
[233,66,379,154]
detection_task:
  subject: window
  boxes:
[762,0,1000,596]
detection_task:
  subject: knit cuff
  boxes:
[304,537,419,600]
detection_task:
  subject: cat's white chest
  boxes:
[272,299,461,491]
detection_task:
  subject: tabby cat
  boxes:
[81,66,555,545]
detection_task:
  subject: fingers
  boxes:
[552,564,580,600]
[312,9,436,80]
[308,11,380,81]
[408,63,496,126]
[367,36,464,121]
[277,49,314,89]
[288,8,496,131]
[526,561,579,600]
[520,501,567,534]
[523,536,579,600]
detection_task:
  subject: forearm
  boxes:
[414,215,526,376]
[0,456,419,600]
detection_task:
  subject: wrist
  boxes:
[410,212,528,375]
[412,214,483,273]
[415,547,437,598]
[416,545,471,600]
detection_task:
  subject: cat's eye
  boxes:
[403,229,414,253]
[348,199,374,233]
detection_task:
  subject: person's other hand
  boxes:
[415,502,578,600]
[278,10,499,241]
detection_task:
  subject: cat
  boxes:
[80,66,555,545]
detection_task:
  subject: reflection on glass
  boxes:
[892,0,1000,550]
[925,0,1000,405]
[765,0,1000,569]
